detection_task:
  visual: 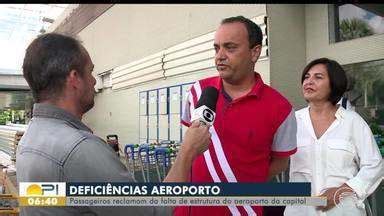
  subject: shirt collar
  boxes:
[300,104,346,120]
[217,72,264,99]
[32,103,93,133]
[335,105,346,120]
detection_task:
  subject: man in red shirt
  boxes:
[174,16,297,216]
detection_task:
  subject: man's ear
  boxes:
[66,69,81,89]
[251,44,262,63]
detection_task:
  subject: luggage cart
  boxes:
[154,147,173,181]
[124,143,140,178]
[138,143,156,182]
[154,141,181,181]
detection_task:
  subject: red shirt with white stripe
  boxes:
[175,73,297,216]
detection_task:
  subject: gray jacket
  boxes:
[16,103,170,216]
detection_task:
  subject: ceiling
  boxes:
[0,4,68,73]
[0,4,69,111]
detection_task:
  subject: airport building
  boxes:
[0,4,382,215]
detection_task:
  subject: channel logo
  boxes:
[19,182,66,197]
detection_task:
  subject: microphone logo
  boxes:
[202,109,214,123]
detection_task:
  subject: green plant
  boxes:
[370,122,384,136]
[339,18,374,41]
[0,110,11,125]
[0,109,26,125]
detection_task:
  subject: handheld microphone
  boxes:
[191,86,219,126]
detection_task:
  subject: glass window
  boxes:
[343,59,384,129]
[329,4,384,42]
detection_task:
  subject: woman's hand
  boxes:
[316,184,355,212]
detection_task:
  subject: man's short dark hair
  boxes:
[221,16,263,48]
[301,57,348,105]
[22,33,87,102]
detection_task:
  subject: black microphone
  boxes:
[191,86,219,126]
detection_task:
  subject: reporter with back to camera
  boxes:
[284,58,383,216]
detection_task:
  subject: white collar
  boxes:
[298,105,346,120]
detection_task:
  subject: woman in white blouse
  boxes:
[284,58,383,216]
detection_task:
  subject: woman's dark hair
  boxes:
[301,58,348,105]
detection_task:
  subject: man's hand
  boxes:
[180,121,211,157]
[317,184,355,212]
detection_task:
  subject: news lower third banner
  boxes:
[18,182,326,207]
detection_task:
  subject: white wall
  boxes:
[85,69,214,144]
[79,4,266,75]
[267,4,307,108]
